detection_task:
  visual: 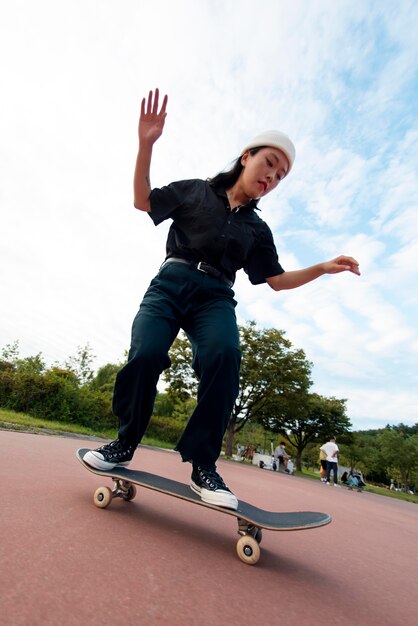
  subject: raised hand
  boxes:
[323,256,361,275]
[139,88,168,147]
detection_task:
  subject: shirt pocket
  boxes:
[223,219,257,265]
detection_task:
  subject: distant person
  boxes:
[347,471,363,491]
[274,441,289,469]
[354,471,366,488]
[320,437,340,487]
[242,444,255,462]
[341,470,349,484]
[319,448,328,482]
[83,88,360,510]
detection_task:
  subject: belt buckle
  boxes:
[196,261,207,274]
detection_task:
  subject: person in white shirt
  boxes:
[320,437,340,487]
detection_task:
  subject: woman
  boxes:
[84,89,360,510]
[319,449,328,482]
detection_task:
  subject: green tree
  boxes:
[163,334,197,402]
[164,322,313,457]
[17,354,46,375]
[162,334,199,420]
[262,392,351,471]
[0,340,45,374]
[392,423,418,437]
[89,363,120,394]
[225,322,311,456]
[152,392,176,417]
[348,429,388,483]
[1,340,20,363]
[65,344,96,386]
[338,431,368,473]
[377,428,418,490]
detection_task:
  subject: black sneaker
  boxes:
[83,440,134,470]
[191,465,238,510]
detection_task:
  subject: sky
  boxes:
[1,0,417,431]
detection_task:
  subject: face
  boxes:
[239,147,290,200]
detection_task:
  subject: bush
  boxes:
[146,415,188,445]
[0,368,116,432]
[0,366,190,441]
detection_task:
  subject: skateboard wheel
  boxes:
[94,486,113,508]
[236,535,261,565]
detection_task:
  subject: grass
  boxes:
[0,408,171,449]
[0,408,116,439]
[362,484,418,504]
[1,408,417,504]
[296,464,418,504]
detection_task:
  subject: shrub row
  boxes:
[0,369,116,431]
[0,368,187,444]
[144,414,187,445]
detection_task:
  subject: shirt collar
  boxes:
[211,183,261,211]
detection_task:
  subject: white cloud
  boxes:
[336,387,418,431]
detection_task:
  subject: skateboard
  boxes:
[344,484,364,492]
[76,448,331,565]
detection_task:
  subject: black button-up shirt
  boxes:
[149,179,284,285]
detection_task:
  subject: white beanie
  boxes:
[241,130,296,172]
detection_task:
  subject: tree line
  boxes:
[1,325,417,489]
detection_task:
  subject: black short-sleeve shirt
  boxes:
[149,179,284,285]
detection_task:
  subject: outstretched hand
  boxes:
[323,256,360,275]
[139,88,168,147]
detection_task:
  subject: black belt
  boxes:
[161,257,233,288]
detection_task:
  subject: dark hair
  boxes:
[208,146,264,191]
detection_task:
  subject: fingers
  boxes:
[340,255,359,267]
[342,256,360,275]
[160,93,168,114]
[144,88,168,116]
[333,256,361,275]
[151,88,158,114]
[146,89,153,114]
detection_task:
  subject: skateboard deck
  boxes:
[76,448,331,565]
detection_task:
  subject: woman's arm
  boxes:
[266,256,360,291]
[133,88,168,212]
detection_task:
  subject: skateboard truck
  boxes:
[236,518,263,564]
[94,478,138,508]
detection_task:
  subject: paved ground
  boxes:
[1,430,417,625]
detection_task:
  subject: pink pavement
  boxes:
[1,429,417,625]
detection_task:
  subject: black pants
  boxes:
[326,461,338,483]
[112,262,241,467]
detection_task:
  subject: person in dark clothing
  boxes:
[341,471,350,484]
[84,89,360,510]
